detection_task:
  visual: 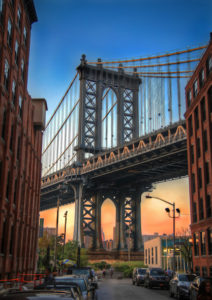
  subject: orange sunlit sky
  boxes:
[40,177,190,241]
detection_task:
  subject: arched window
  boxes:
[101,89,117,149]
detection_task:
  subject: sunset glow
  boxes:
[40,178,190,241]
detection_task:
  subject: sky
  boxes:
[33,0,212,240]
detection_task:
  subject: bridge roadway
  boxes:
[40,120,188,211]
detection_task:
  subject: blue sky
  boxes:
[28,0,212,119]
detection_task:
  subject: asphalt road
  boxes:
[96,278,170,300]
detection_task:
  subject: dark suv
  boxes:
[144,268,169,289]
[132,268,147,286]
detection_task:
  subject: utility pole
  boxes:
[63,211,68,259]
[54,196,60,268]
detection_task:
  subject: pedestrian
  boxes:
[110,267,114,278]
[197,280,212,300]
[102,268,106,278]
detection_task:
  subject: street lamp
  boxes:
[145,195,180,272]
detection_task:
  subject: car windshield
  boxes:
[150,269,165,276]
[55,278,87,292]
[179,275,196,282]
[138,269,146,275]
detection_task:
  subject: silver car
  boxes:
[169,273,196,299]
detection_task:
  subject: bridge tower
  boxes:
[76,54,141,161]
[72,56,143,253]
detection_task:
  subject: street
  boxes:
[96,278,170,300]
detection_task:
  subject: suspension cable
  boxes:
[87,45,207,65]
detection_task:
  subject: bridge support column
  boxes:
[133,194,143,251]
[94,192,103,249]
[73,183,84,247]
[119,197,127,250]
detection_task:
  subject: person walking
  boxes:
[110,267,114,278]
[197,280,212,300]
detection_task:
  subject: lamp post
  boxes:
[145,195,180,272]
[54,183,67,268]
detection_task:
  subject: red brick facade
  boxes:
[0,0,46,279]
[185,34,212,277]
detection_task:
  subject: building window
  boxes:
[199,68,205,88]
[1,219,6,254]
[21,59,25,81]
[203,130,208,152]
[6,171,10,200]
[13,178,17,204]
[190,145,194,164]
[193,79,198,98]
[195,266,200,276]
[198,168,202,189]
[208,87,212,114]
[193,232,199,256]
[7,18,12,47]
[9,225,14,255]
[194,107,199,129]
[145,249,147,264]
[0,161,2,184]
[200,231,206,256]
[12,80,16,104]
[15,40,19,65]
[188,116,193,137]
[200,97,206,121]
[197,138,201,158]
[17,136,21,160]
[10,124,13,151]
[207,228,212,255]
[202,266,208,277]
[4,59,9,90]
[206,195,211,218]
[155,246,158,264]
[193,202,197,223]
[17,6,21,28]
[148,248,150,264]
[205,162,210,184]
[23,26,27,46]
[199,198,204,220]
[19,95,22,117]
[192,173,196,194]
[0,0,3,13]
[187,89,191,107]
[1,109,6,140]
[151,247,154,264]
[206,56,212,76]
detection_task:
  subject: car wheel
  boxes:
[176,288,182,300]
[169,286,174,297]
[148,282,152,289]
[136,280,139,286]
[144,281,147,288]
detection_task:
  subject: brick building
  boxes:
[0,0,47,279]
[185,33,212,277]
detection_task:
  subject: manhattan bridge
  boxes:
[40,45,206,257]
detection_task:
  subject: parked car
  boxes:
[35,282,82,300]
[67,267,98,289]
[132,268,147,286]
[54,275,95,300]
[189,276,212,300]
[0,290,75,299]
[169,273,196,299]
[144,268,169,289]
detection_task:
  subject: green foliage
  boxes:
[91,261,111,270]
[113,261,147,278]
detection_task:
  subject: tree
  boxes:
[176,227,193,272]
